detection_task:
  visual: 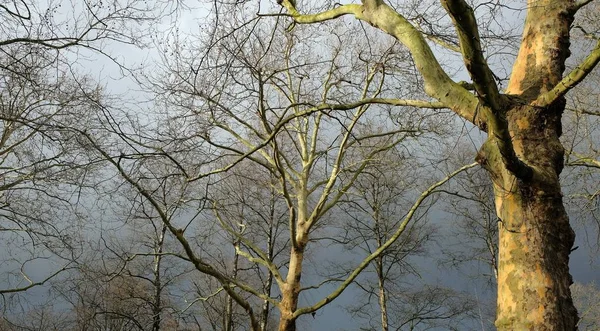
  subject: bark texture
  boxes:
[479,0,579,328]
[478,101,577,330]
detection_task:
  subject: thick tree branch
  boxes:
[480,108,534,181]
[327,98,446,110]
[278,1,484,129]
[535,40,600,107]
[441,0,502,110]
[279,2,361,23]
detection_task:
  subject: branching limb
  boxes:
[292,162,479,318]
[180,288,225,314]
[0,263,70,294]
[441,0,502,110]
[213,205,285,288]
[278,1,483,129]
[303,65,382,233]
[412,20,461,53]
[535,40,600,107]
[566,152,600,169]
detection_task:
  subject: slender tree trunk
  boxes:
[377,259,389,331]
[479,101,578,329]
[260,208,275,331]
[226,233,242,331]
[374,211,389,331]
[260,273,273,331]
[152,225,167,331]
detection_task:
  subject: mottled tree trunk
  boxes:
[493,180,576,330]
[278,246,304,331]
[479,100,578,330]
[478,0,580,328]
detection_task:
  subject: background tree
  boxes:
[562,4,600,252]
[71,13,480,330]
[337,147,476,330]
[209,160,290,331]
[0,45,99,304]
[0,0,167,307]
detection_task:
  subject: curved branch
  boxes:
[441,0,502,110]
[0,0,31,20]
[535,40,600,107]
[0,263,70,294]
[279,1,483,128]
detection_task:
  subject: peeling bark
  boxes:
[477,100,577,330]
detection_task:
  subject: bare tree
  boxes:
[0,0,173,307]
[338,147,476,330]
[210,160,290,331]
[66,13,479,331]
[264,0,600,328]
[0,46,100,302]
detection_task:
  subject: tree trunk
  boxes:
[481,0,580,328]
[478,101,578,330]
[260,214,275,331]
[375,216,389,331]
[226,233,242,331]
[377,267,389,331]
[152,225,167,331]
[260,273,273,331]
[493,181,576,330]
[278,246,304,331]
